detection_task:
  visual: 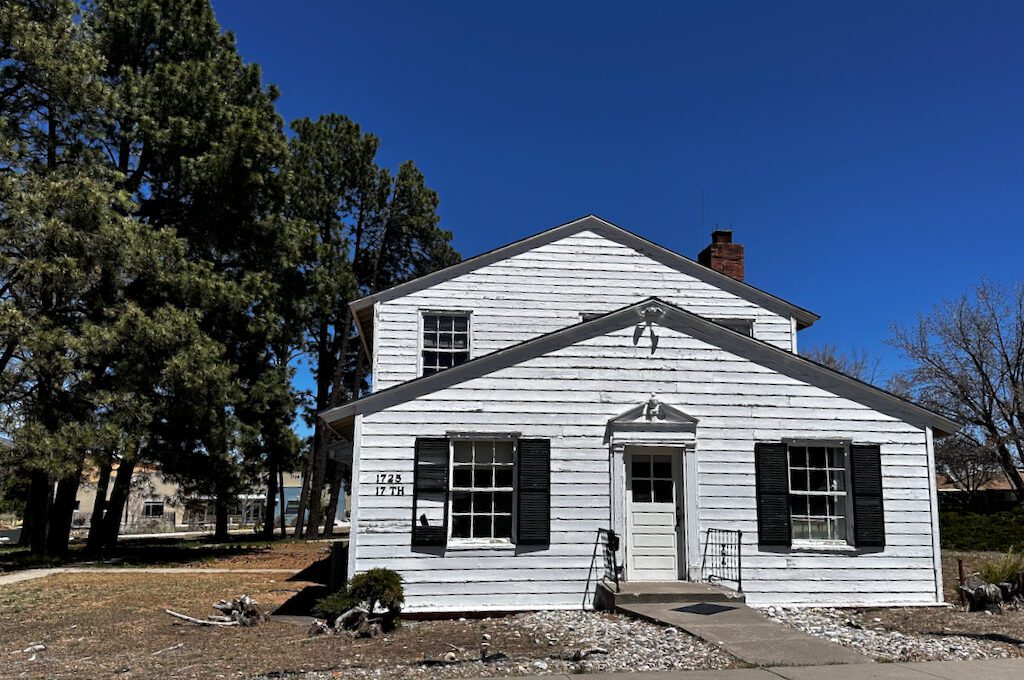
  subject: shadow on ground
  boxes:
[0,534,284,573]
[274,557,332,618]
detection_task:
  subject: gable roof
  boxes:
[323,297,959,438]
[349,214,820,357]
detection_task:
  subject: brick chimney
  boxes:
[698,229,744,281]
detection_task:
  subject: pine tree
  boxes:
[285,115,458,537]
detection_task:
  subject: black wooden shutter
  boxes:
[850,444,885,548]
[516,438,550,545]
[754,442,791,548]
[411,437,449,546]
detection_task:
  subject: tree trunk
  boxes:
[306,328,347,537]
[23,470,51,552]
[296,320,333,538]
[263,457,278,540]
[304,428,329,538]
[46,467,81,555]
[323,459,343,536]
[278,467,287,539]
[294,452,310,537]
[85,461,112,553]
[214,494,229,541]
[101,456,136,552]
[994,440,1024,505]
[322,352,362,536]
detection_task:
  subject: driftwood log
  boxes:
[212,595,268,626]
[960,574,1015,612]
[165,594,267,627]
[165,609,239,626]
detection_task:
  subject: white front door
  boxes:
[626,447,683,580]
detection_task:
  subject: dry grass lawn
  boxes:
[0,536,332,573]
[860,550,1024,653]
[3,547,1023,678]
[0,572,703,680]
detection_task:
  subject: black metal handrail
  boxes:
[594,528,622,592]
[701,527,742,593]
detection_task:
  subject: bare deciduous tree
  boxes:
[803,343,883,385]
[935,433,1002,508]
[890,280,1024,505]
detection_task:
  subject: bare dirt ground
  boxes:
[0,572,732,680]
[858,550,1024,653]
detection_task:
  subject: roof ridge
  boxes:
[348,215,819,326]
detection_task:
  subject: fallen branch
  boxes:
[152,643,184,656]
[165,609,239,627]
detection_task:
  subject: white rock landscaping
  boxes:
[759,606,1021,662]
[288,610,734,679]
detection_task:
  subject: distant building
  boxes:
[937,469,1023,512]
[73,464,339,535]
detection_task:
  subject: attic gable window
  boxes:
[421,312,470,376]
[714,318,754,336]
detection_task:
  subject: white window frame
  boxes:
[786,440,854,548]
[446,436,517,545]
[418,310,472,377]
[142,500,165,518]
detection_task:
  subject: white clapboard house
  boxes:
[322,215,958,612]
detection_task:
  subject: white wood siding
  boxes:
[355,323,940,612]
[373,230,795,390]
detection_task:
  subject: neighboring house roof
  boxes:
[348,214,821,358]
[937,470,1024,492]
[322,297,959,440]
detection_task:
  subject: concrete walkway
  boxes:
[0,566,299,586]
[617,600,870,667]
[473,658,1024,680]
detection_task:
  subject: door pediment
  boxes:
[605,395,698,443]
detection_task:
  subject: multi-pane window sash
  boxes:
[143,501,165,518]
[422,313,470,376]
[450,440,514,540]
[788,444,848,542]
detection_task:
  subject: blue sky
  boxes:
[214,0,1024,387]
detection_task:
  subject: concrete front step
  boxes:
[596,580,745,608]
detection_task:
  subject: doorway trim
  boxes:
[606,397,699,581]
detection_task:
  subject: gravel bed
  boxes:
[280,610,735,679]
[759,606,1021,662]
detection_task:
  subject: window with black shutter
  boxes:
[515,439,551,545]
[756,440,886,550]
[412,436,552,548]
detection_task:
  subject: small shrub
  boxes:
[979,548,1024,585]
[348,567,404,616]
[313,568,405,632]
[312,591,361,621]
